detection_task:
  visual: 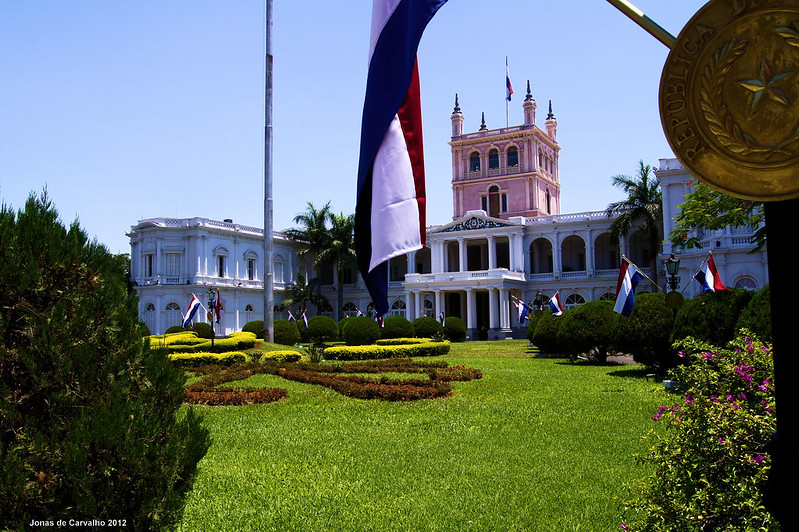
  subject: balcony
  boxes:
[404,268,526,286]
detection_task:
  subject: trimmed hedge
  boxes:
[324,341,451,361]
[184,364,288,406]
[613,292,678,372]
[242,320,265,339]
[168,351,249,367]
[531,310,563,355]
[274,318,301,346]
[306,315,339,344]
[413,316,443,338]
[557,300,618,363]
[736,284,771,343]
[342,316,381,346]
[443,316,467,341]
[381,315,415,339]
[672,288,753,346]
[261,350,303,364]
[376,338,431,346]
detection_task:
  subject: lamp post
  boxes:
[664,253,683,309]
[533,289,544,317]
[208,289,216,349]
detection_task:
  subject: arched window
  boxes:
[734,277,757,291]
[564,294,585,309]
[342,302,358,317]
[165,302,180,311]
[488,185,501,217]
[145,302,156,312]
[164,302,183,329]
[599,292,615,301]
[245,303,254,312]
[469,152,480,172]
[507,146,519,167]
[390,299,406,317]
[214,246,229,278]
[488,148,499,169]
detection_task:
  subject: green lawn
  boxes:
[178,340,666,531]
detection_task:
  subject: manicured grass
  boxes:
[178,340,666,531]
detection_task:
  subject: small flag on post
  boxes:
[549,291,564,316]
[614,259,644,317]
[355,0,448,318]
[506,56,514,101]
[182,295,202,329]
[215,289,222,323]
[513,298,529,323]
[301,310,309,329]
[287,310,296,322]
[694,254,727,293]
[439,311,445,324]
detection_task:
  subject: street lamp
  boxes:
[533,289,544,317]
[665,253,683,309]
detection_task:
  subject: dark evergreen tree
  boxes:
[0,192,210,530]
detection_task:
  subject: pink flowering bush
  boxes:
[624,330,777,531]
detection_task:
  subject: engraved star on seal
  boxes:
[738,59,795,112]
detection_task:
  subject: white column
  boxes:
[499,288,510,330]
[435,290,443,319]
[489,288,499,329]
[586,229,595,275]
[408,250,417,274]
[405,290,414,321]
[466,288,476,332]
[458,238,467,272]
[487,235,496,270]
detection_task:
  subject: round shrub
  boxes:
[672,288,753,346]
[531,309,563,355]
[342,316,381,346]
[413,316,443,339]
[557,300,618,363]
[191,321,214,339]
[242,319,264,339]
[306,315,339,345]
[273,318,300,346]
[165,325,185,335]
[338,317,350,339]
[613,292,678,372]
[443,316,467,342]
[736,284,771,343]
[381,315,415,339]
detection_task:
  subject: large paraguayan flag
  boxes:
[356,0,448,317]
[694,254,727,293]
[614,260,644,317]
[182,295,202,329]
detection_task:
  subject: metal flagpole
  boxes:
[604,0,676,49]
[263,0,275,343]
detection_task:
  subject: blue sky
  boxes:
[1,1,706,254]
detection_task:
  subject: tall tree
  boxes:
[606,160,664,286]
[668,181,765,252]
[316,212,357,320]
[278,272,328,317]
[285,202,332,314]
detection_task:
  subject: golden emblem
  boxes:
[660,0,799,201]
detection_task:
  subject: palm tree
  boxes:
[606,160,663,286]
[279,272,329,317]
[285,202,332,314]
[315,212,357,321]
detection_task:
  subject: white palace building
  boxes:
[128,86,768,338]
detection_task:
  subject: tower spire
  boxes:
[479,112,488,131]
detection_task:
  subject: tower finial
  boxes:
[453,93,461,113]
[479,112,487,131]
[525,80,533,102]
[547,100,555,120]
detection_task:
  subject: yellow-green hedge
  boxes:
[375,338,432,346]
[260,350,303,364]
[323,341,450,361]
[168,351,248,367]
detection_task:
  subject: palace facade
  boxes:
[128,85,768,337]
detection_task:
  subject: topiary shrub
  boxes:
[0,192,210,530]
[557,300,618,363]
[531,309,564,355]
[242,320,265,339]
[443,316,467,342]
[191,321,214,339]
[274,318,300,346]
[613,292,678,373]
[381,315,415,339]
[165,325,186,334]
[306,315,339,345]
[337,317,350,339]
[626,331,776,530]
[413,316,443,339]
[736,285,771,343]
[672,288,753,346]
[342,316,381,346]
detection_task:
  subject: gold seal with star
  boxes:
[659,0,799,201]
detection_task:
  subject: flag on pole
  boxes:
[694,253,727,293]
[181,295,202,328]
[439,311,445,324]
[549,291,564,316]
[614,259,644,316]
[506,56,514,101]
[356,307,364,317]
[301,310,308,329]
[215,289,222,323]
[287,310,296,322]
[355,0,448,318]
[514,298,530,323]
